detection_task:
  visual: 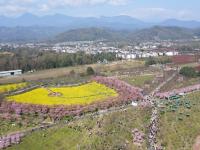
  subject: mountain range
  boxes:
[1,13,200,29]
[54,26,199,42]
[0,13,200,43]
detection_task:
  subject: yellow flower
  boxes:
[7,82,118,106]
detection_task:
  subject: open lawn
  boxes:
[157,91,200,150]
[7,82,118,106]
[120,74,154,87]
[6,106,151,150]
[0,82,27,93]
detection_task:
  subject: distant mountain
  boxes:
[160,19,200,29]
[1,13,200,30]
[0,13,148,30]
[0,26,66,42]
[127,26,195,41]
[0,24,198,43]
[54,26,197,42]
[54,27,129,42]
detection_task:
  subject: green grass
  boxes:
[7,106,151,150]
[160,76,200,92]
[0,116,43,136]
[121,74,154,87]
[0,119,24,136]
[157,91,200,150]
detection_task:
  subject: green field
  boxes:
[6,106,151,150]
[157,91,200,150]
[120,74,154,87]
[7,82,118,105]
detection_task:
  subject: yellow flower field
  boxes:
[7,82,118,106]
[0,82,27,93]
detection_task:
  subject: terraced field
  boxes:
[7,82,118,105]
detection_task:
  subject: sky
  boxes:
[0,0,200,21]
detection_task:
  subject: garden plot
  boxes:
[157,91,200,150]
[6,82,118,106]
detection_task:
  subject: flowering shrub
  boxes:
[132,128,145,145]
[0,132,24,149]
[0,76,144,121]
[155,84,200,99]
[92,76,144,101]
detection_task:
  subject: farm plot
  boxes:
[157,91,200,150]
[6,82,118,106]
[0,82,27,93]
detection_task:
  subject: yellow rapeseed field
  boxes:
[0,82,27,93]
[7,82,118,106]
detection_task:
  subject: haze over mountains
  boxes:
[0,13,200,42]
[1,13,200,29]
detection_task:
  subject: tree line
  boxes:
[0,48,119,72]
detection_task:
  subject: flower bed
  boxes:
[0,77,144,121]
[7,82,117,105]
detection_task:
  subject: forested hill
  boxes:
[54,26,199,42]
[54,28,129,42]
[126,26,195,41]
[0,26,199,43]
[0,26,66,42]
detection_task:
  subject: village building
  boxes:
[0,70,22,77]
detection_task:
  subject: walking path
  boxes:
[147,71,178,150]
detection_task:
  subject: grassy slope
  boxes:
[0,116,44,136]
[7,107,151,150]
[157,91,200,150]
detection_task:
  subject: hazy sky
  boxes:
[0,0,199,21]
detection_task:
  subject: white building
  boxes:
[0,70,22,77]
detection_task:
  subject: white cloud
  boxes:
[0,5,29,16]
[0,0,128,16]
[46,0,128,7]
